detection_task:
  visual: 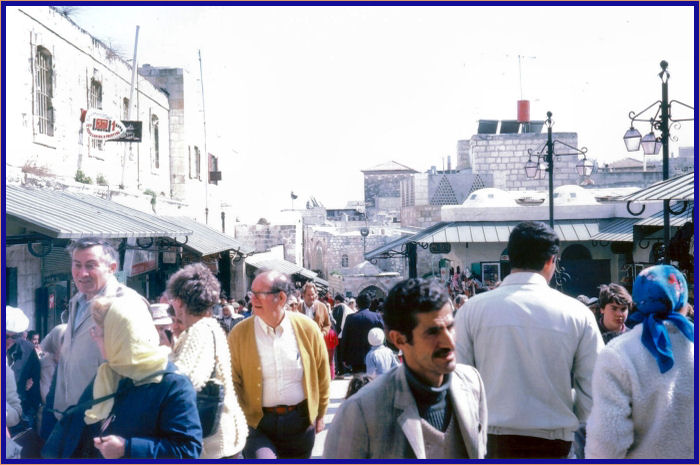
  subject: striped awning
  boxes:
[618,172,694,202]
[246,253,321,283]
[6,184,191,239]
[161,216,253,257]
[589,218,638,242]
[366,219,608,259]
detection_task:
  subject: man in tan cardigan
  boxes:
[300,281,332,336]
[229,270,330,459]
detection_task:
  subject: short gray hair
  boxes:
[66,237,119,268]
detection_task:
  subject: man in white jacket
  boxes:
[455,221,603,459]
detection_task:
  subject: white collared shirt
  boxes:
[254,312,306,407]
[303,302,315,319]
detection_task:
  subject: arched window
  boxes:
[34,47,54,136]
[561,244,592,261]
[341,254,349,268]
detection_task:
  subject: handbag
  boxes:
[196,330,225,438]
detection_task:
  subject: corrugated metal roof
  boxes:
[589,218,638,242]
[635,202,694,227]
[618,172,694,201]
[6,185,191,239]
[246,254,318,281]
[161,216,253,257]
[366,219,608,259]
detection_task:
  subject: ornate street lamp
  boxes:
[524,111,591,228]
[622,60,694,263]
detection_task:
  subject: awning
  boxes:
[246,253,325,286]
[366,220,608,259]
[161,216,253,257]
[6,184,191,239]
[635,202,694,227]
[589,218,638,242]
[617,172,694,201]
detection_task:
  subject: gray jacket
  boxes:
[324,364,487,459]
[53,277,148,417]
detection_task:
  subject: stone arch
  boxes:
[358,284,386,300]
[561,244,592,261]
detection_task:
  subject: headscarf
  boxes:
[84,296,170,424]
[627,265,693,373]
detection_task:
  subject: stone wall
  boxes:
[5,6,170,196]
[400,205,443,228]
[469,132,581,191]
[234,224,299,263]
[364,172,414,220]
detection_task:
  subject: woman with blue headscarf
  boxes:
[585,265,694,459]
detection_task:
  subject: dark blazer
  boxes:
[340,309,384,370]
[42,362,202,459]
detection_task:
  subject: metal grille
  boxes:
[90,80,103,150]
[35,47,53,136]
[151,115,160,169]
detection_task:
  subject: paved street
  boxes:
[311,376,351,458]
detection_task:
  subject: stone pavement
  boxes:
[311,376,351,458]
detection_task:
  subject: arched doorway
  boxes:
[358,285,385,300]
[560,244,608,297]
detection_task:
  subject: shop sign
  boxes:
[82,109,142,142]
[429,242,451,254]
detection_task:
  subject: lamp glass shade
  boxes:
[623,127,642,152]
[536,161,548,179]
[641,132,661,155]
[576,158,594,177]
[524,160,538,178]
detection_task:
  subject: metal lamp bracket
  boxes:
[626,201,646,216]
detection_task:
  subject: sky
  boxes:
[66,4,696,223]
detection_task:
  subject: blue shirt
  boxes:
[365,345,399,376]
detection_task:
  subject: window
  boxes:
[341,254,349,268]
[194,146,201,180]
[208,153,219,185]
[122,98,130,120]
[90,79,103,150]
[188,146,192,178]
[35,47,54,136]
[151,115,159,169]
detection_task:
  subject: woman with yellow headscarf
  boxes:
[42,295,202,458]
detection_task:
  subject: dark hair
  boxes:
[356,293,372,310]
[166,263,220,316]
[334,294,345,303]
[598,283,633,310]
[507,221,560,270]
[67,237,119,268]
[383,278,450,343]
[345,373,374,399]
[27,330,40,341]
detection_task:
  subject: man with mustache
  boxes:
[324,278,487,459]
[455,221,604,459]
[52,238,150,424]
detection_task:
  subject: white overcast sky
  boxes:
[67,5,695,222]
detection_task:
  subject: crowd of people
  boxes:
[5,221,695,459]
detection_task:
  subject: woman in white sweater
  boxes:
[167,263,248,459]
[586,265,694,459]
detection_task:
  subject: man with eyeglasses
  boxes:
[52,238,150,427]
[229,270,330,459]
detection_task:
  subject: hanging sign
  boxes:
[82,109,142,142]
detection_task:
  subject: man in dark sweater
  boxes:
[338,293,383,373]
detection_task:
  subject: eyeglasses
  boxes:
[247,289,280,299]
[6,333,22,340]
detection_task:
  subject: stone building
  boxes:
[361,160,418,222]
[5,6,171,197]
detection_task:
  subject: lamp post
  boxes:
[622,60,694,264]
[524,111,593,228]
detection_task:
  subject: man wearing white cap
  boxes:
[6,305,41,429]
[364,327,399,376]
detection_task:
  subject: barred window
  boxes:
[122,98,129,120]
[90,79,103,150]
[341,254,349,268]
[151,114,159,169]
[194,146,201,180]
[35,47,54,136]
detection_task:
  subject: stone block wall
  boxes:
[400,205,443,228]
[234,224,299,263]
[469,132,581,191]
[5,6,170,195]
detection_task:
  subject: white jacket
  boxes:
[585,321,694,459]
[5,357,22,427]
[455,272,603,441]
